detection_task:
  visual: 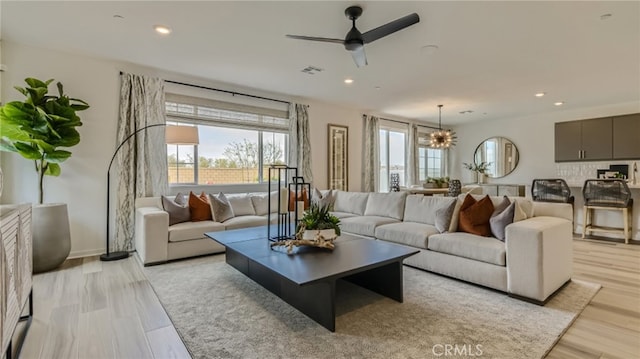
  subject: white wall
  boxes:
[449,101,640,185]
[0,40,375,257]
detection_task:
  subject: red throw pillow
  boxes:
[458,195,494,236]
[189,191,212,221]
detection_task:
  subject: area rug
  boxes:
[144,254,600,359]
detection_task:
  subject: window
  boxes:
[165,95,288,185]
[379,126,406,192]
[418,132,445,180]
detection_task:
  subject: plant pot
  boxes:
[423,183,436,189]
[32,203,71,273]
[302,229,337,240]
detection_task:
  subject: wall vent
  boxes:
[301,66,324,75]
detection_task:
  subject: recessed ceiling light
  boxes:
[554,101,564,106]
[344,78,354,84]
[535,92,545,97]
[420,45,439,55]
[374,86,381,90]
[113,15,124,19]
[154,25,172,35]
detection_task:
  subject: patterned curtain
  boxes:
[114,73,168,251]
[406,124,419,186]
[362,114,380,192]
[287,103,313,184]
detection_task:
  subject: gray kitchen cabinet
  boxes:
[613,113,640,159]
[555,121,583,161]
[555,117,612,161]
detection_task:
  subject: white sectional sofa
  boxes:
[135,192,282,266]
[330,191,573,304]
[134,190,573,304]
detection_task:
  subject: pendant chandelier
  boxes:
[429,104,457,148]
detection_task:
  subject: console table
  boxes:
[1,204,33,359]
[471,184,526,197]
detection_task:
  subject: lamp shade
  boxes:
[165,125,199,145]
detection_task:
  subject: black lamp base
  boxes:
[100,251,130,261]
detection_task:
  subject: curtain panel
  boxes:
[114,73,168,251]
[287,103,313,184]
[362,115,380,192]
[407,124,419,186]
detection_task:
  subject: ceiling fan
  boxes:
[286,6,420,68]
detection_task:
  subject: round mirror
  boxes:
[474,137,519,178]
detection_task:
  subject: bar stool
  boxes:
[533,178,575,231]
[531,179,574,204]
[582,179,633,244]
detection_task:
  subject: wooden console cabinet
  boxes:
[1,204,33,359]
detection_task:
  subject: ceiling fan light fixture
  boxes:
[429,104,457,148]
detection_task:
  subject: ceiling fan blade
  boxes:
[285,34,344,44]
[361,13,420,44]
[350,46,368,67]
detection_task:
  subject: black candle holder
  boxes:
[267,166,311,242]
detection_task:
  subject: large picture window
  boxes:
[165,95,288,185]
[417,132,446,181]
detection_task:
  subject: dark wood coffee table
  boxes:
[205,226,418,331]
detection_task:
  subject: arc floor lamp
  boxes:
[101,124,199,261]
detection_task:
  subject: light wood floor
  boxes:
[15,238,640,359]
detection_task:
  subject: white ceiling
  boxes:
[2,1,639,125]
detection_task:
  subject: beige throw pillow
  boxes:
[208,192,234,223]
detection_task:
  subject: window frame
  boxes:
[379,122,408,192]
[165,96,289,186]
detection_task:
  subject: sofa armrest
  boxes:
[505,216,573,303]
[135,206,169,265]
[532,202,573,222]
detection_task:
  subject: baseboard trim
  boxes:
[68,248,105,259]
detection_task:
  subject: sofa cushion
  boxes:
[227,194,256,216]
[251,192,279,216]
[189,192,213,221]
[458,195,494,236]
[333,191,369,216]
[162,193,191,225]
[490,202,515,241]
[509,197,534,218]
[375,222,440,249]
[222,215,268,230]
[404,196,449,225]
[340,216,400,237]
[168,221,225,242]
[330,211,357,219]
[364,192,407,220]
[428,233,506,266]
[208,193,234,223]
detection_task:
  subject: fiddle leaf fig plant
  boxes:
[0,78,89,204]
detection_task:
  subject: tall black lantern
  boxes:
[267,165,311,242]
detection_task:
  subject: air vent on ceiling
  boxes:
[301,66,324,75]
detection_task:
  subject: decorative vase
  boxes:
[32,203,71,273]
[477,173,485,185]
[302,229,337,240]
